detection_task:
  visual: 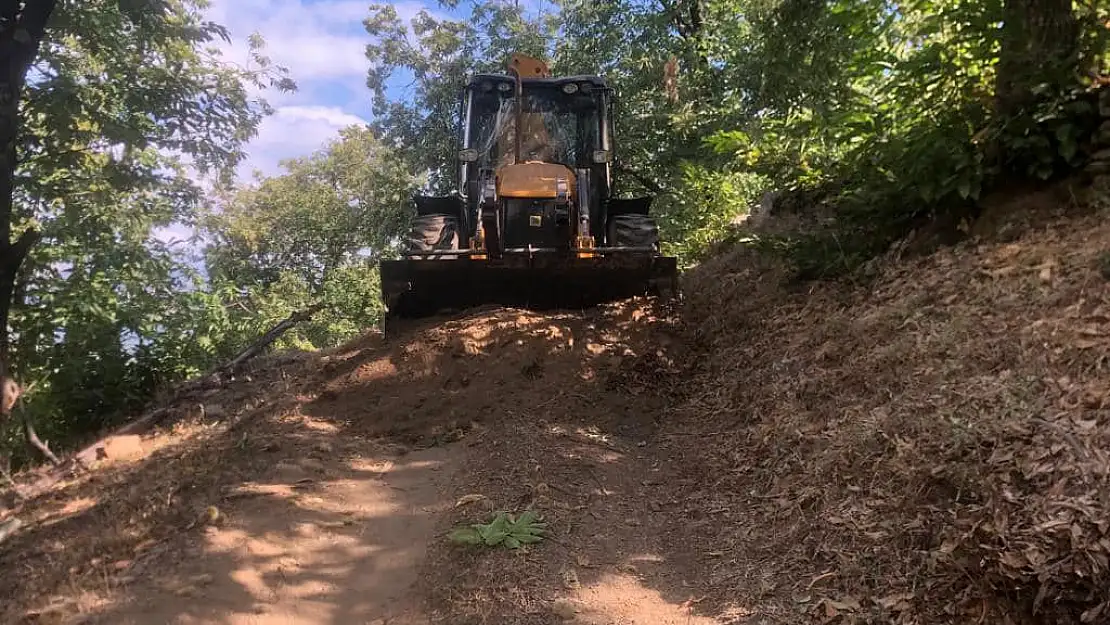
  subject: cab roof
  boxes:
[467,73,609,89]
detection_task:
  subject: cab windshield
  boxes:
[468,84,600,170]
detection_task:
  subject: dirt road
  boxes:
[0,302,726,625]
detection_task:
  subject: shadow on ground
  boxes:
[0,299,732,625]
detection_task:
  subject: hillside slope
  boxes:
[671,183,1110,624]
[0,183,1106,625]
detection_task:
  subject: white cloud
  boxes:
[149,1,442,267]
[203,0,440,104]
[151,221,197,246]
[238,105,368,180]
[206,0,369,83]
[191,0,449,182]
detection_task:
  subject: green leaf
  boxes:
[957,178,971,199]
[448,527,483,545]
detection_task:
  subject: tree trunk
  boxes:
[0,0,57,360]
[995,0,1080,116]
[0,1,60,466]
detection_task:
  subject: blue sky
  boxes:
[154,0,452,244]
[203,0,440,180]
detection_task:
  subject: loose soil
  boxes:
[0,300,718,625]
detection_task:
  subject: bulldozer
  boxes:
[379,54,678,324]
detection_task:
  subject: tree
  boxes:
[364,0,558,192]
[995,0,1079,116]
[203,125,420,352]
[0,0,56,364]
[0,0,293,462]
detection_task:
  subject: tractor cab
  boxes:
[456,55,617,253]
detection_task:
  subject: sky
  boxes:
[203,0,429,181]
[153,0,444,244]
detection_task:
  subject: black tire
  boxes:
[608,214,659,248]
[650,275,678,299]
[407,214,460,255]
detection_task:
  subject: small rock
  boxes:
[1039,263,1054,283]
[562,568,580,589]
[552,599,578,620]
[312,442,334,454]
[203,506,223,525]
[202,404,227,419]
[299,458,325,472]
[275,461,307,481]
[189,573,214,586]
[173,584,200,597]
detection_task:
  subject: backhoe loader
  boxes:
[379,54,678,323]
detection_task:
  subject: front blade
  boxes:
[380,253,678,320]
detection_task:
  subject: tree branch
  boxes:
[21,412,59,465]
[8,1,57,79]
[213,303,326,377]
[10,226,38,261]
[614,163,666,195]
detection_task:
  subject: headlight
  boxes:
[497,81,512,92]
[458,148,479,162]
[562,82,579,94]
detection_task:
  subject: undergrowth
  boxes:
[730,85,1109,281]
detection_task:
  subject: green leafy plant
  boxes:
[448,510,547,550]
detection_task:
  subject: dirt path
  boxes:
[421,417,728,625]
[101,439,461,625]
[0,302,729,625]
